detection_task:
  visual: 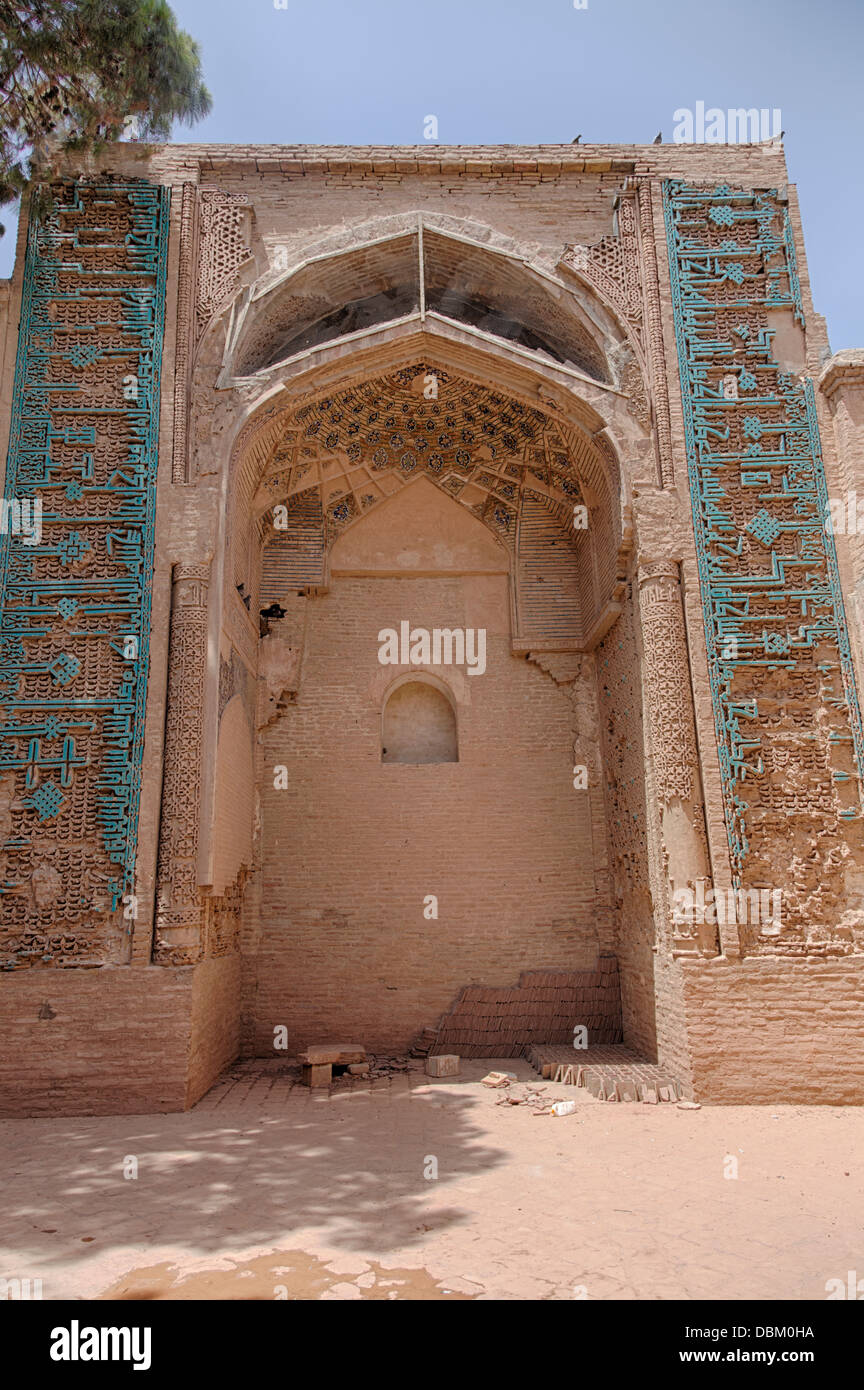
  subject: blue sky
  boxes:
[2,0,862,347]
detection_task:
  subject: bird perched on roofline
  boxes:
[653,131,662,144]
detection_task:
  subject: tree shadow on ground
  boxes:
[1,1067,511,1291]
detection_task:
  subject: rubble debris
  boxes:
[305,1053,422,1084]
[364,1055,416,1078]
[495,1084,559,1115]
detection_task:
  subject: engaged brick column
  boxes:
[819,351,864,678]
[153,563,211,964]
[637,179,675,488]
[637,561,719,956]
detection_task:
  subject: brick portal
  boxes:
[1,140,863,1113]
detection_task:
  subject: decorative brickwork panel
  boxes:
[637,563,698,805]
[664,181,864,952]
[171,182,197,483]
[153,563,210,965]
[597,592,649,893]
[560,193,643,337]
[0,180,170,969]
[195,189,252,341]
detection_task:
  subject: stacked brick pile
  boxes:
[413,955,622,1060]
[524,1043,685,1102]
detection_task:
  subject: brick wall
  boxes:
[682,956,864,1104]
[187,956,243,1106]
[253,567,604,1054]
[0,968,193,1116]
[0,958,244,1116]
[209,166,623,273]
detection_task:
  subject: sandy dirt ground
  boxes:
[1,1058,861,1301]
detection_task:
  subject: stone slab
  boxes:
[297,1044,367,1066]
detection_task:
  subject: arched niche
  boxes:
[216,339,659,1068]
[381,677,459,764]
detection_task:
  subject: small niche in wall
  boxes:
[381,679,458,764]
